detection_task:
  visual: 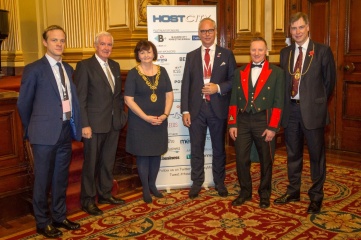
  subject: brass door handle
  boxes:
[343,62,355,72]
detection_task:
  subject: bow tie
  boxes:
[251,64,262,68]
[251,60,265,68]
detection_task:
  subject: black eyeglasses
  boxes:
[199,29,215,35]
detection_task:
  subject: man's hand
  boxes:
[229,127,237,141]
[82,127,92,139]
[262,129,276,142]
[182,113,191,127]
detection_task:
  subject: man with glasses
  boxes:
[181,17,237,199]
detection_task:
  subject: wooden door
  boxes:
[334,0,361,153]
[295,0,361,154]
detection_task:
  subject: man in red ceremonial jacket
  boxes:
[228,37,285,208]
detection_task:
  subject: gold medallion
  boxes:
[151,93,157,102]
[295,71,300,80]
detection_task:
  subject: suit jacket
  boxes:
[17,56,82,144]
[74,55,127,133]
[181,45,237,120]
[228,61,285,132]
[280,40,336,129]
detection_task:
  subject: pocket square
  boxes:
[220,62,226,66]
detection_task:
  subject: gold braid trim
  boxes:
[288,43,314,76]
[136,65,160,90]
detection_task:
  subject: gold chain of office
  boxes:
[136,65,160,102]
[288,43,314,78]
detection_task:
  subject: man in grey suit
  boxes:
[181,18,237,199]
[17,25,82,238]
[74,31,127,216]
[274,12,336,214]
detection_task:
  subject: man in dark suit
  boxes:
[74,31,127,216]
[17,25,82,238]
[228,37,285,209]
[274,12,336,214]
[181,18,237,199]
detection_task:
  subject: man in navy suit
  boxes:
[181,18,237,199]
[274,12,336,214]
[74,31,127,216]
[17,25,82,238]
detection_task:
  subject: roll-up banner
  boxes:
[147,5,217,191]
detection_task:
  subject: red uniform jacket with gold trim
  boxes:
[228,60,285,132]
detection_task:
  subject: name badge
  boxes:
[62,99,71,113]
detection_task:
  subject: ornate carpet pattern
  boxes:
[5,155,361,239]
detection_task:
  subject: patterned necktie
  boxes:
[204,48,211,101]
[291,46,303,97]
[56,62,71,119]
[104,62,115,93]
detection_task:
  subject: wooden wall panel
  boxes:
[0,92,30,196]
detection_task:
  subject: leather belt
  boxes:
[291,99,300,104]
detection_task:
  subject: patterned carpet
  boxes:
[5,155,361,239]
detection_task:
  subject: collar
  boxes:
[296,37,310,51]
[45,53,61,67]
[95,53,108,66]
[202,43,216,52]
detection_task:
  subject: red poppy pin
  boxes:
[309,50,314,57]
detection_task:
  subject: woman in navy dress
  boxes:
[124,40,174,203]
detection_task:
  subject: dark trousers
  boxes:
[189,101,227,187]
[32,121,72,228]
[234,111,275,199]
[80,128,119,207]
[284,102,326,202]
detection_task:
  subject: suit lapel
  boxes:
[302,40,314,75]
[240,63,251,102]
[41,57,62,100]
[211,46,222,80]
[91,55,114,94]
[254,61,272,99]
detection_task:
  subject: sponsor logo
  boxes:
[154,35,165,42]
[161,156,180,160]
[192,35,200,41]
[186,154,191,159]
[179,57,186,61]
[168,122,178,128]
[152,15,212,23]
[157,55,167,63]
[168,139,175,143]
[174,79,182,84]
[169,36,190,41]
[168,147,180,153]
[180,138,191,144]
[173,66,182,74]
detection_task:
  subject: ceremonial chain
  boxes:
[136,65,161,102]
[288,43,314,77]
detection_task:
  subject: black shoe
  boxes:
[53,218,80,230]
[232,196,251,206]
[188,185,201,199]
[150,188,164,198]
[307,201,322,214]
[215,185,228,197]
[36,224,62,238]
[82,203,103,216]
[259,198,270,208]
[98,196,125,205]
[274,193,300,205]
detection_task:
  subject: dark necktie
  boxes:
[204,48,211,101]
[291,46,303,97]
[56,62,71,119]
